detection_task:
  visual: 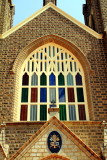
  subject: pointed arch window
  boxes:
[20,43,88,121]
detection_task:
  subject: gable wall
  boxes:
[18,126,91,160]
[0,8,107,122]
[0,122,103,158]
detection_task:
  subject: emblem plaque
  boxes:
[47,131,62,153]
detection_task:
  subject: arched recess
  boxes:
[40,154,70,160]
[12,35,94,121]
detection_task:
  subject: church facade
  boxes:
[0,0,107,159]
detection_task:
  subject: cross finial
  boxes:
[43,0,57,6]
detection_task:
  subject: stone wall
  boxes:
[99,0,107,30]
[0,0,14,34]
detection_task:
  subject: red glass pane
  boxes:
[67,88,75,102]
[20,105,28,121]
[78,105,86,120]
[31,88,38,102]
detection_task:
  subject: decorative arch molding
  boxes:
[12,35,92,75]
[40,154,71,160]
[12,35,94,121]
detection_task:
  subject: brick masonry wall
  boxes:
[4,123,43,158]
[0,8,107,122]
[0,122,103,158]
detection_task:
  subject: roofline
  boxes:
[0,120,102,128]
[0,145,6,158]
[0,2,103,39]
[9,117,102,160]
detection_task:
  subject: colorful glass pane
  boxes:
[50,88,56,103]
[78,105,86,120]
[40,88,47,102]
[21,88,28,102]
[49,73,56,85]
[59,88,66,102]
[76,73,82,85]
[59,105,66,120]
[40,105,47,120]
[30,105,37,121]
[22,73,29,85]
[20,105,28,121]
[67,88,75,102]
[31,88,38,102]
[40,73,47,85]
[77,88,84,102]
[67,73,74,85]
[69,105,76,120]
[31,73,38,85]
[58,73,65,86]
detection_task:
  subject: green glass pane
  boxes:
[59,105,66,120]
[58,73,65,86]
[77,88,84,102]
[40,105,47,121]
[21,88,28,102]
[40,73,47,86]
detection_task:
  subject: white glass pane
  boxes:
[50,88,56,103]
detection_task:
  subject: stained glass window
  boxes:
[67,73,74,86]
[30,105,37,121]
[40,88,47,102]
[49,73,56,85]
[76,73,82,85]
[31,88,38,102]
[31,73,38,86]
[59,88,66,102]
[69,105,76,120]
[22,73,29,85]
[20,105,28,121]
[59,105,66,120]
[20,43,88,121]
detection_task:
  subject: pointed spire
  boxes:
[43,0,57,6]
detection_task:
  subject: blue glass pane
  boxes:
[59,88,66,102]
[69,105,76,120]
[40,88,47,102]
[49,73,56,85]
[67,73,74,85]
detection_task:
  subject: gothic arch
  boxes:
[12,35,92,74]
[12,35,94,121]
[40,154,71,160]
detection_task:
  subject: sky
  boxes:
[12,0,86,26]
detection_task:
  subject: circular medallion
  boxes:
[47,131,62,153]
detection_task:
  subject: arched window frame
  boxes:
[17,43,89,121]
